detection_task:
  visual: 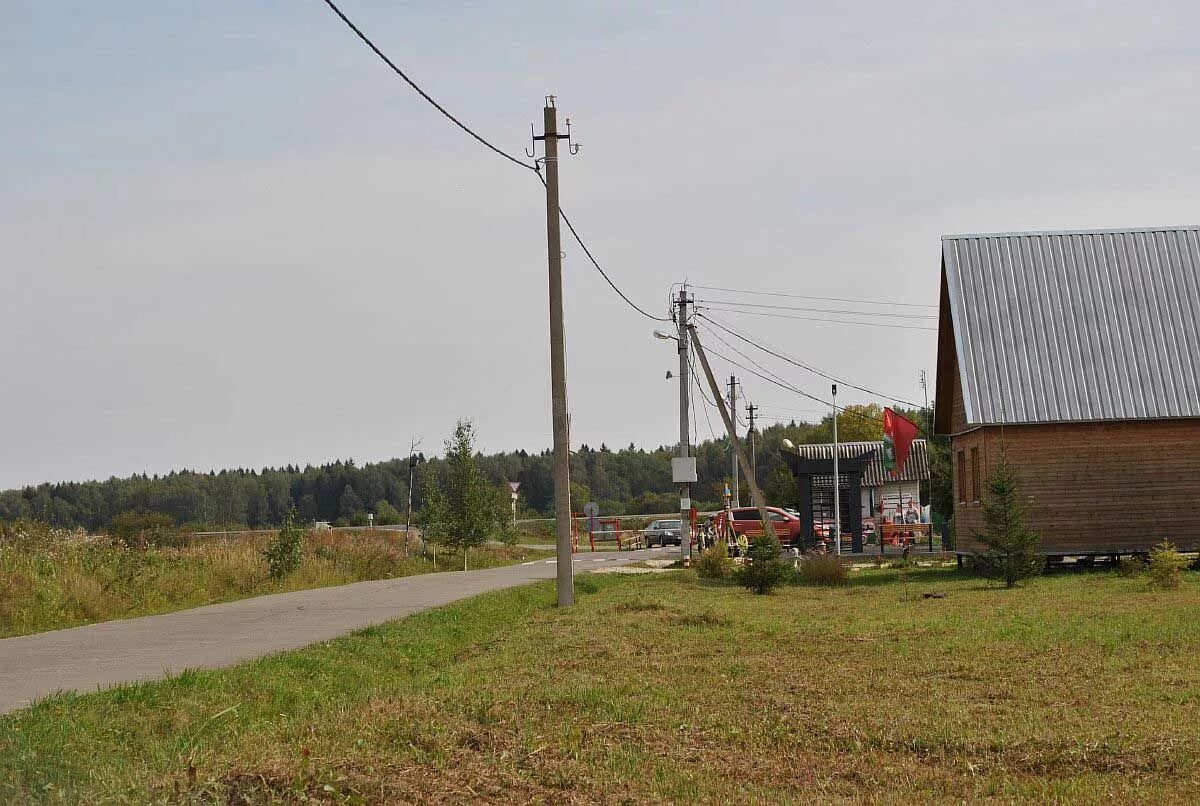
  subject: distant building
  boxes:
[934,226,1200,555]
[783,439,930,550]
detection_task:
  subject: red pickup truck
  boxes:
[710,507,806,547]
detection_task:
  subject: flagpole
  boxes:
[832,384,840,556]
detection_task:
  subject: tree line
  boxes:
[0,404,950,532]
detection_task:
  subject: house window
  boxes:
[957,450,966,504]
[970,447,981,503]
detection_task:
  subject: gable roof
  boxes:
[785,440,930,486]
[938,226,1200,427]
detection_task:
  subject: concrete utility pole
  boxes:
[535,97,576,607]
[689,326,777,541]
[920,369,929,410]
[832,384,841,556]
[728,375,739,506]
[405,437,419,558]
[676,287,692,563]
[747,402,758,486]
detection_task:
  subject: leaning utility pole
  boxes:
[533,97,577,607]
[675,287,693,564]
[728,375,739,506]
[689,326,777,541]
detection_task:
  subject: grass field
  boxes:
[0,523,549,639]
[3,565,1199,803]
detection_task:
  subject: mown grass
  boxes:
[3,566,1200,803]
[0,523,549,639]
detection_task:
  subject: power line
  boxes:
[690,283,936,309]
[698,313,923,407]
[695,298,937,320]
[536,170,670,322]
[697,323,940,444]
[695,322,881,426]
[321,0,537,172]
[699,306,938,331]
[322,1,668,324]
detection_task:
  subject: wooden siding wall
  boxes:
[949,357,968,435]
[954,420,1200,553]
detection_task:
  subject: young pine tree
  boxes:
[971,447,1041,588]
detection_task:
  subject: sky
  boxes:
[3,1,1199,489]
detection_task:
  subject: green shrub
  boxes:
[1148,541,1188,590]
[108,512,181,548]
[798,553,847,587]
[695,542,732,581]
[264,512,305,580]
[1116,555,1146,578]
[734,534,789,595]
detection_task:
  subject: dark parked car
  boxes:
[643,518,683,547]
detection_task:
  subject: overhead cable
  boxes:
[699,306,937,331]
[321,0,537,172]
[698,313,922,407]
[696,299,937,320]
[537,171,670,322]
[690,283,936,309]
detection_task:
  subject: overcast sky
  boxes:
[3,1,1198,489]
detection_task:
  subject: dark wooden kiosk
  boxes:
[781,449,873,553]
[935,226,1200,556]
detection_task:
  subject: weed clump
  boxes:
[1116,555,1146,578]
[798,553,847,587]
[1147,541,1188,590]
[695,542,732,581]
[734,534,789,595]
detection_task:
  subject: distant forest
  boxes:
[1,405,948,532]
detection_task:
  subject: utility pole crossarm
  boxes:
[687,325,777,541]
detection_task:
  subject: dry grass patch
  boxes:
[0,521,549,638]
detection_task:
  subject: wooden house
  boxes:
[934,226,1200,555]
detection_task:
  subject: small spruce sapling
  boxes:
[1147,540,1188,590]
[735,533,789,595]
[971,446,1041,588]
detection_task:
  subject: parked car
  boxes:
[643,518,683,547]
[710,507,806,549]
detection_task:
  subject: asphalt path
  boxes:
[0,547,677,716]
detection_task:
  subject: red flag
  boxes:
[882,408,920,477]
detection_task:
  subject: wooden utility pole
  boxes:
[689,326,777,541]
[535,97,575,607]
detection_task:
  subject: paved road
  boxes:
[0,547,676,716]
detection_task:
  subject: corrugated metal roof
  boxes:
[786,440,930,486]
[942,226,1200,425]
